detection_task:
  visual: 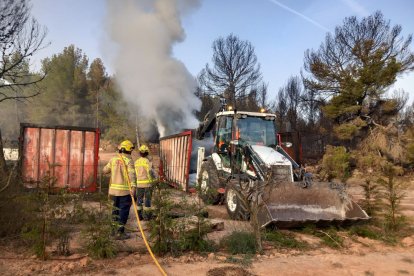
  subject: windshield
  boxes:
[237,116,276,147]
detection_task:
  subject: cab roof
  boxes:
[216,111,276,117]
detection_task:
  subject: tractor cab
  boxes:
[215,111,277,149]
[214,111,277,170]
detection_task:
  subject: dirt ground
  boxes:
[0,217,413,276]
[0,151,413,276]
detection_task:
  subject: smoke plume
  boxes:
[105,0,201,137]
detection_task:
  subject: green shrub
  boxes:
[81,199,117,259]
[148,183,176,255]
[263,230,308,249]
[333,118,367,140]
[174,228,217,253]
[20,172,75,260]
[21,225,46,258]
[348,225,382,240]
[378,163,407,232]
[84,230,117,259]
[149,183,214,256]
[221,231,257,254]
[300,226,343,249]
[321,146,351,182]
[356,153,384,217]
[317,228,344,248]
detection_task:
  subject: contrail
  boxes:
[267,0,329,32]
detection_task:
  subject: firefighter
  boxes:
[103,140,136,240]
[135,144,157,220]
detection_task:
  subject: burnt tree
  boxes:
[199,34,262,108]
[0,0,48,103]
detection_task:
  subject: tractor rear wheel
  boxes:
[197,159,222,205]
[225,182,250,221]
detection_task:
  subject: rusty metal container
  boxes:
[19,123,100,192]
[159,131,193,192]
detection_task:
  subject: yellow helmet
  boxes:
[139,144,149,153]
[118,140,134,152]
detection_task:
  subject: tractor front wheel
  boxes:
[197,159,222,205]
[225,182,250,221]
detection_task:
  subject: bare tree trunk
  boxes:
[250,205,262,253]
[0,129,7,176]
[248,185,263,253]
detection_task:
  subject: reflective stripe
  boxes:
[110,184,130,190]
[143,206,152,211]
[137,180,152,184]
[108,155,137,190]
[135,157,154,183]
[137,206,143,210]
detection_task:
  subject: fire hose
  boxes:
[119,154,167,276]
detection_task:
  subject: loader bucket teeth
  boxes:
[257,181,370,228]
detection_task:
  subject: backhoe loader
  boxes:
[195,98,369,228]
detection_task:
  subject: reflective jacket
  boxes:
[135,157,156,188]
[103,154,136,196]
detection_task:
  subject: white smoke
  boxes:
[105,0,201,137]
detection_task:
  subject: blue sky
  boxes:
[31,0,414,104]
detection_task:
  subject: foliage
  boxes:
[148,183,176,255]
[87,58,108,128]
[149,183,214,256]
[317,229,344,249]
[20,169,74,260]
[320,145,351,181]
[301,225,344,249]
[303,11,414,140]
[0,44,135,143]
[0,163,118,260]
[348,225,382,240]
[333,118,367,140]
[21,223,46,258]
[377,163,406,231]
[355,152,383,217]
[348,223,414,245]
[360,179,383,218]
[221,231,257,254]
[98,80,136,142]
[81,198,117,259]
[354,134,409,234]
[262,230,308,249]
[174,195,216,253]
[31,45,90,126]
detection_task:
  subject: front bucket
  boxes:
[257,182,370,228]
